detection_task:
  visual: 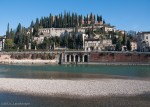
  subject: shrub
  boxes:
[31,54,37,59]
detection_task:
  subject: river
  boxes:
[0,64,150,107]
[0,64,150,79]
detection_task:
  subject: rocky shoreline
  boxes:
[0,78,150,98]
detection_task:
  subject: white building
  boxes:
[131,41,137,51]
[33,37,44,44]
[0,41,2,51]
[39,28,85,37]
[84,38,112,51]
[103,25,116,32]
[137,32,150,52]
[84,38,101,51]
[0,36,6,51]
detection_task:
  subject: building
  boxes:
[122,46,127,51]
[0,41,2,51]
[137,32,150,52]
[33,37,44,44]
[103,25,115,32]
[121,41,137,51]
[84,38,112,51]
[84,38,101,51]
[115,30,126,35]
[131,41,137,51]
[39,28,85,37]
[0,36,6,51]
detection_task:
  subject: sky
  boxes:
[0,0,150,36]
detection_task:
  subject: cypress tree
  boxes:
[6,23,10,39]
[127,39,131,51]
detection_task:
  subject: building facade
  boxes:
[0,36,6,51]
[137,32,150,52]
[39,28,85,37]
[131,41,137,51]
[84,38,112,51]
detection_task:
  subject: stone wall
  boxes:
[90,52,150,63]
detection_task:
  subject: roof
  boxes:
[138,31,150,34]
[84,38,100,41]
[103,24,115,28]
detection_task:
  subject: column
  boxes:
[73,55,75,62]
[83,34,85,49]
[65,54,67,62]
[69,55,71,62]
[87,54,89,62]
[78,56,80,62]
[82,55,84,62]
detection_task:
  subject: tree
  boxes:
[5,39,14,49]
[63,35,68,47]
[64,11,67,28]
[88,28,91,38]
[87,14,88,25]
[97,14,99,22]
[31,41,37,49]
[55,36,60,47]
[122,34,126,45]
[127,39,131,51]
[103,20,105,24]
[42,37,50,50]
[9,28,15,40]
[99,15,102,21]
[112,36,117,44]
[33,18,39,36]
[115,41,122,51]
[76,33,83,49]
[14,23,22,46]
[78,15,82,27]
[30,21,34,28]
[6,23,10,39]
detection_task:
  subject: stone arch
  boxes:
[84,55,88,62]
[71,55,74,62]
[80,55,82,62]
[75,55,78,62]
[67,55,69,62]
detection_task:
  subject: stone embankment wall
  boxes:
[0,52,150,64]
[90,52,150,63]
[0,52,58,64]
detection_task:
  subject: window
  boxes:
[146,36,148,39]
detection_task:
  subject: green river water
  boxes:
[0,64,150,79]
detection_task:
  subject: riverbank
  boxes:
[0,78,150,98]
[64,62,150,65]
[0,55,57,64]
[0,59,57,64]
[0,51,150,65]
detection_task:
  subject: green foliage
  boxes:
[5,12,106,51]
[6,23,10,39]
[127,39,131,51]
[28,12,104,29]
[31,41,37,49]
[4,39,14,49]
[115,42,122,51]
[122,34,126,45]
